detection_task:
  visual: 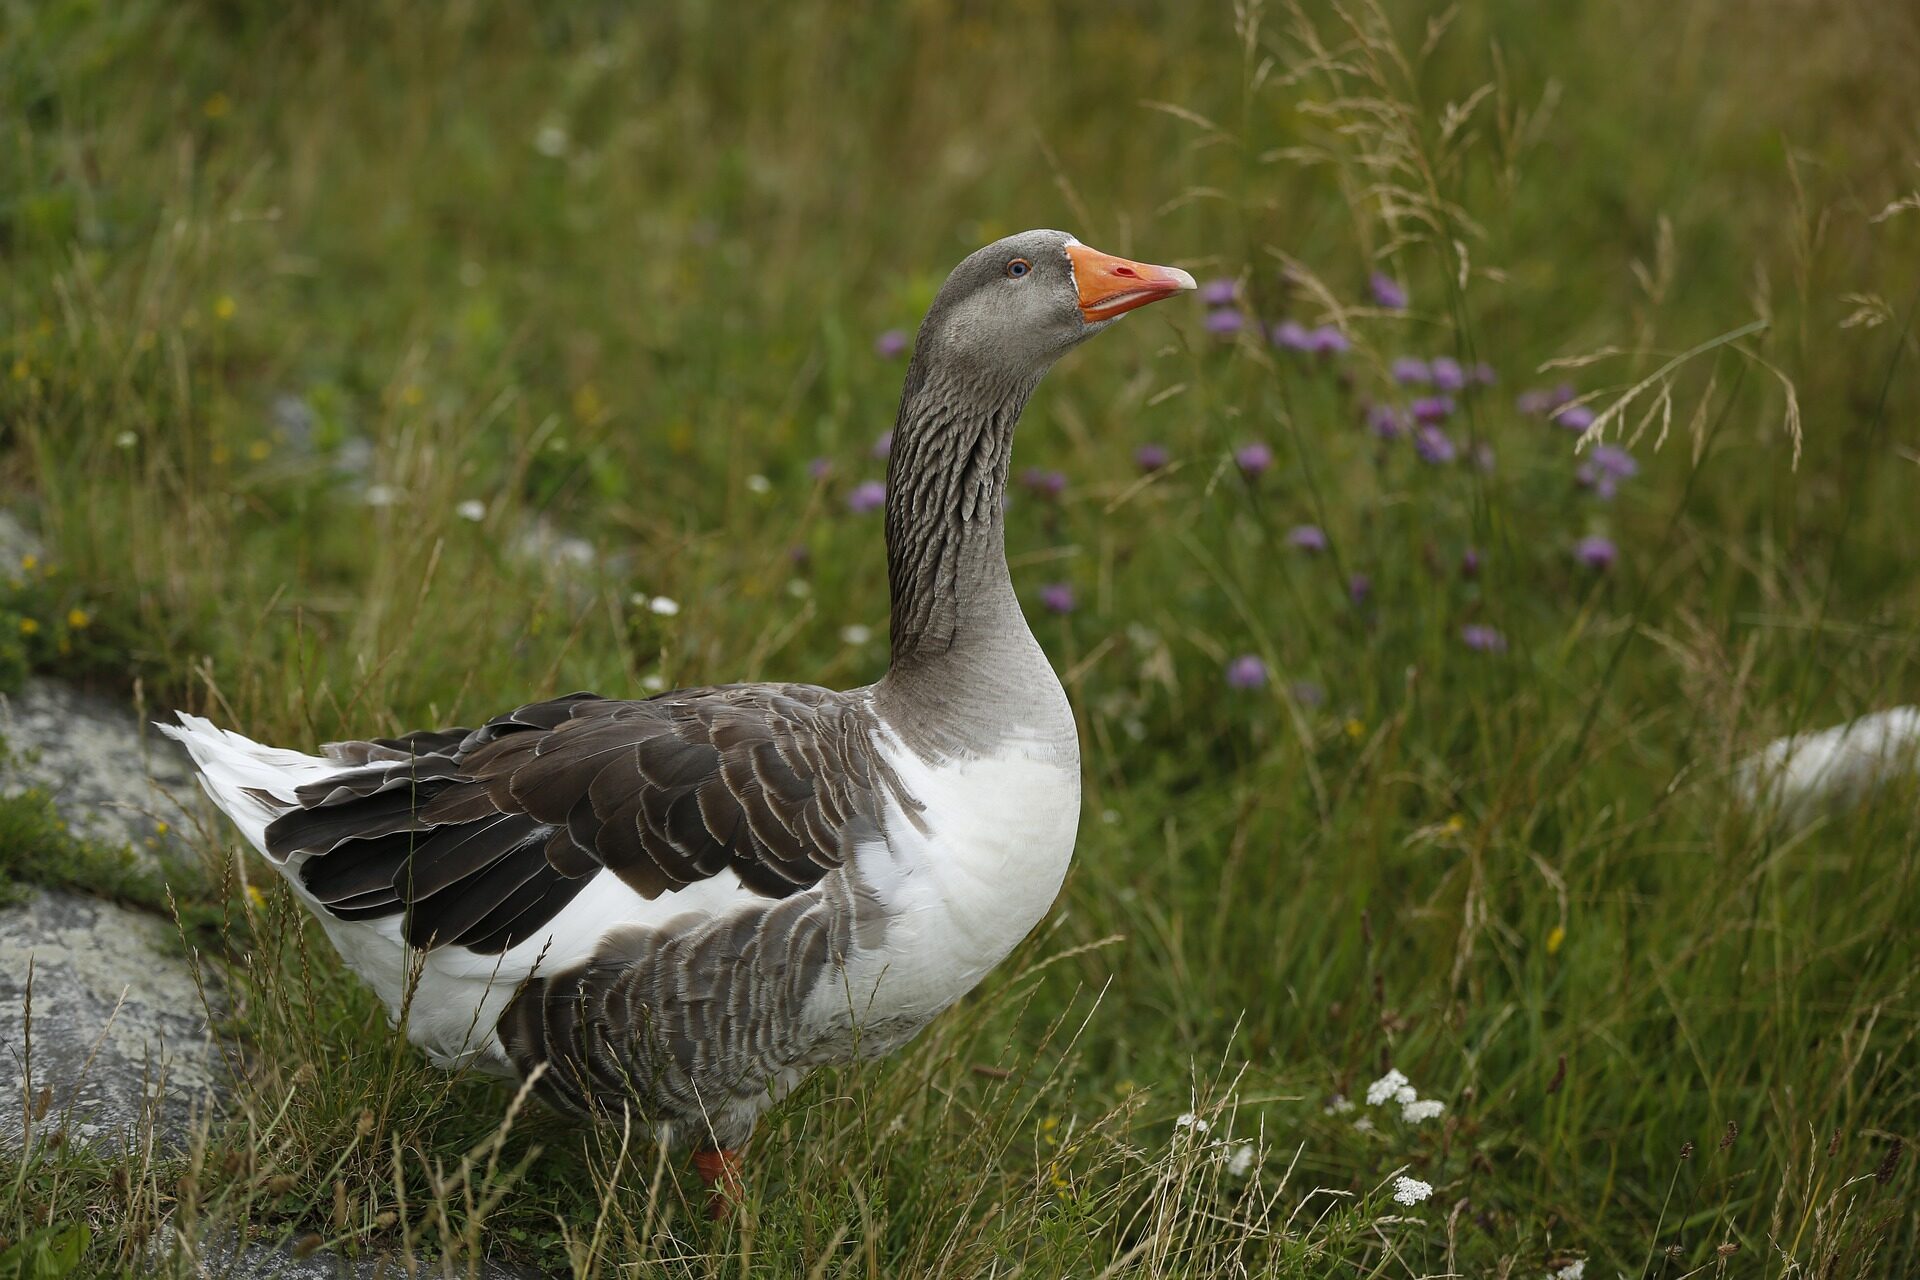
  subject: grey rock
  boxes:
[0,676,196,862]
[0,887,222,1152]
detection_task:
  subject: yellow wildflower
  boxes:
[202,92,231,119]
[1344,717,1366,741]
[213,295,236,321]
[1546,925,1566,956]
[20,554,37,571]
[18,617,38,636]
[246,884,268,910]
[247,439,271,461]
[1444,814,1466,835]
[66,608,90,629]
[399,384,424,407]
[155,821,169,836]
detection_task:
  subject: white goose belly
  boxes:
[808,737,1081,1050]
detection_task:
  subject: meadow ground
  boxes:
[2,0,1918,1275]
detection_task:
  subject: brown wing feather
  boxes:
[261,686,904,954]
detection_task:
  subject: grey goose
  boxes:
[163,230,1196,1215]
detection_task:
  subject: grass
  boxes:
[2,0,1918,1274]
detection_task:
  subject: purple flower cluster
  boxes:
[846,480,886,514]
[1135,443,1171,473]
[1235,442,1275,478]
[1020,467,1068,501]
[1287,524,1328,553]
[1576,444,1638,500]
[1273,320,1351,355]
[874,329,909,360]
[1225,654,1268,689]
[1039,582,1077,614]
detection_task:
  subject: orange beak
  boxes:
[1067,242,1197,323]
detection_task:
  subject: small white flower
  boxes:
[1100,808,1120,825]
[1351,1115,1376,1133]
[534,123,570,157]
[785,578,811,598]
[455,499,486,522]
[114,430,139,449]
[1365,1069,1410,1107]
[840,624,872,646]
[647,595,680,616]
[1173,1112,1210,1133]
[1224,1143,1255,1177]
[1393,1084,1418,1105]
[1324,1093,1356,1115]
[1390,1175,1433,1206]
[1549,1262,1586,1280]
[641,673,666,692]
[363,484,400,508]
[745,473,771,494]
[1401,1098,1446,1124]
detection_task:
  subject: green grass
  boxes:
[3,0,1918,1274]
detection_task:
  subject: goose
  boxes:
[161,230,1195,1215]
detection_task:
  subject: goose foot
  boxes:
[692,1148,744,1221]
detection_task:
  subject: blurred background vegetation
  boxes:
[2,0,1917,1275]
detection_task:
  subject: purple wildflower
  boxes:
[1460,624,1507,653]
[1553,404,1596,433]
[1516,388,1554,416]
[1204,308,1246,336]
[1590,444,1638,478]
[807,456,833,480]
[1460,547,1482,578]
[1234,442,1275,478]
[1287,524,1329,553]
[1410,395,1456,424]
[1472,362,1498,386]
[1271,320,1314,351]
[1020,467,1068,501]
[1574,535,1618,570]
[1225,654,1268,690]
[1429,357,1466,392]
[1348,572,1371,603]
[846,480,886,514]
[1367,404,1406,440]
[1414,425,1457,465]
[1392,357,1432,386]
[874,328,909,359]
[1551,383,1578,408]
[1135,443,1171,472]
[1576,445,1638,500]
[1291,680,1327,708]
[1039,582,1077,614]
[871,431,893,459]
[1199,278,1239,307]
[1369,273,1409,309]
[1309,326,1351,356]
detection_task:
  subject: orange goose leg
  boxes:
[691,1148,745,1221]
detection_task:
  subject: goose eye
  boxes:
[1005,258,1031,279]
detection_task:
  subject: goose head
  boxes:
[913,229,1195,380]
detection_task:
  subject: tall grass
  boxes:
[2,0,1917,1274]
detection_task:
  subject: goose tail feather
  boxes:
[158,712,346,857]
[1737,706,1920,821]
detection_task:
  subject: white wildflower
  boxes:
[840,623,872,646]
[1390,1175,1432,1206]
[785,578,811,598]
[641,673,665,692]
[363,483,400,508]
[1365,1069,1410,1107]
[534,123,570,158]
[1100,808,1121,825]
[114,430,139,450]
[455,499,486,522]
[1393,1084,1418,1105]
[1173,1112,1209,1133]
[1351,1115,1376,1133]
[1324,1093,1356,1115]
[647,595,680,616]
[1224,1143,1255,1177]
[1548,1262,1586,1280]
[1401,1098,1446,1124]
[745,473,771,494]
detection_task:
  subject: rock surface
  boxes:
[0,886,222,1153]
